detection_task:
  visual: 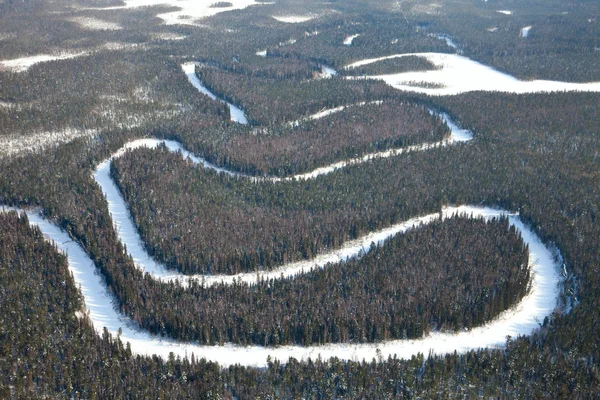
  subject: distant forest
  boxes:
[1,0,600,397]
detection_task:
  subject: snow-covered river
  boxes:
[1,111,562,367]
[345,52,600,95]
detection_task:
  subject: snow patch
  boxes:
[255,49,267,57]
[0,52,87,72]
[496,10,513,15]
[85,0,269,26]
[343,34,360,45]
[181,62,248,124]
[69,17,122,30]
[272,15,315,23]
[345,53,600,95]
[520,26,533,38]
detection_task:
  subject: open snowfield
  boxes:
[83,0,270,25]
[0,128,97,158]
[345,53,600,95]
[0,52,87,72]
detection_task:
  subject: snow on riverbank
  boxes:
[181,62,248,124]
[0,203,561,368]
[345,53,600,95]
[0,128,97,158]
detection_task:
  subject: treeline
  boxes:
[189,100,449,176]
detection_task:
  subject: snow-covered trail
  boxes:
[0,205,560,368]
[1,110,562,367]
[345,53,600,95]
[181,63,248,124]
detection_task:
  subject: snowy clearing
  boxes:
[84,0,269,25]
[0,202,560,368]
[272,15,315,23]
[343,34,360,45]
[317,65,338,78]
[431,34,459,51]
[0,52,87,72]
[345,53,600,95]
[520,26,533,38]
[69,16,122,30]
[0,128,97,158]
[181,62,248,124]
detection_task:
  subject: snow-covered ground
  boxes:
[272,15,315,23]
[0,202,560,368]
[0,128,97,158]
[345,53,600,95]
[0,52,87,72]
[69,16,122,30]
[343,34,360,45]
[181,62,248,124]
[520,26,533,38]
[431,34,459,51]
[318,65,338,78]
[497,10,513,15]
[83,0,270,25]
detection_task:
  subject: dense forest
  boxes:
[2,0,600,397]
[180,100,450,176]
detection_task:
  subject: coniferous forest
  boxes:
[1,0,600,397]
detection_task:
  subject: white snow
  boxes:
[0,52,87,72]
[255,49,267,57]
[84,0,269,26]
[272,15,315,23]
[0,203,561,368]
[343,34,360,45]
[520,26,533,38]
[181,62,248,124]
[487,27,498,32]
[496,10,513,15]
[345,53,600,95]
[69,16,122,30]
[318,65,338,78]
[431,34,459,50]
[0,128,97,158]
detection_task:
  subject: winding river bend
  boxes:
[1,111,562,367]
